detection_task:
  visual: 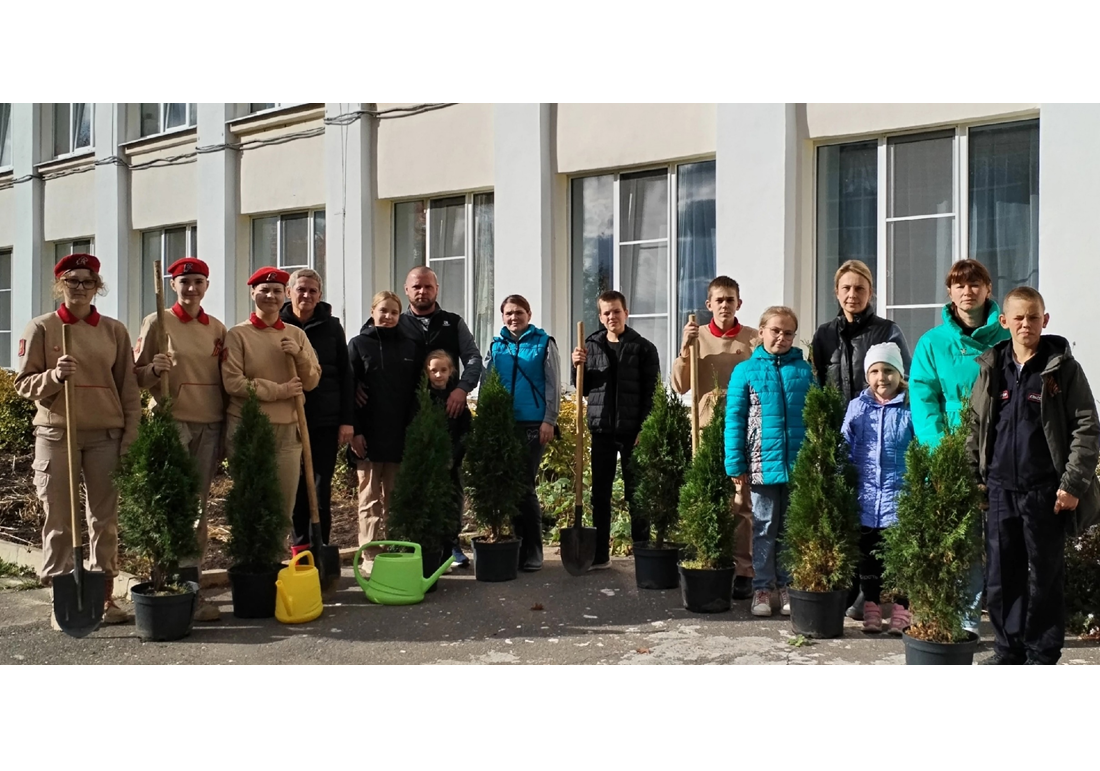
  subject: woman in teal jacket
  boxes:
[908,259,1009,633]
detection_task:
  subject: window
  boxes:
[251,210,326,277]
[53,103,93,157]
[570,161,716,375]
[141,225,198,318]
[393,193,495,358]
[0,103,12,168]
[140,104,197,137]
[249,103,290,114]
[0,249,11,368]
[814,119,1039,345]
[43,239,94,310]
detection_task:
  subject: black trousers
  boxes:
[591,430,647,565]
[513,423,545,568]
[858,527,907,607]
[291,424,339,547]
[986,484,1067,664]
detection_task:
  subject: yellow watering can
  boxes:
[354,541,453,605]
[275,550,323,624]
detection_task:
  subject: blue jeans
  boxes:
[751,484,792,592]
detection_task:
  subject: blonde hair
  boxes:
[425,349,455,373]
[834,260,874,292]
[759,305,799,330]
[288,268,323,293]
[52,272,107,300]
[371,291,402,312]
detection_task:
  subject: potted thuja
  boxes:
[631,377,692,589]
[225,389,287,618]
[463,370,527,582]
[782,384,861,639]
[677,395,738,612]
[115,399,202,641]
[882,407,984,665]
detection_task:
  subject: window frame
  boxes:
[0,248,11,369]
[811,114,1040,326]
[249,209,326,275]
[140,103,197,138]
[140,225,198,318]
[0,103,12,171]
[53,103,94,159]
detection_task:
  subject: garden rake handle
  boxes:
[689,313,700,455]
[152,259,170,401]
[574,321,584,511]
[61,324,81,551]
[286,352,320,526]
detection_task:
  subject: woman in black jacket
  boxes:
[281,269,355,552]
[347,291,421,561]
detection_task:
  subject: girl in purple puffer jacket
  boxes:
[841,342,914,635]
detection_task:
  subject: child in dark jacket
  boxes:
[841,342,914,635]
[426,349,473,567]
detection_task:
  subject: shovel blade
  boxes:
[52,570,107,638]
[560,513,598,577]
[310,522,341,591]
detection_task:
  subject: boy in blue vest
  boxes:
[968,286,1100,664]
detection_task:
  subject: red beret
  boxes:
[167,257,209,278]
[247,266,290,287]
[54,253,100,278]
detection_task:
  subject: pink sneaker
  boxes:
[862,601,882,634]
[888,603,911,636]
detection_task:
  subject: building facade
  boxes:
[1,102,1094,380]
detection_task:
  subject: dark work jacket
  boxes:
[987,339,1059,491]
[573,326,660,436]
[347,321,421,463]
[811,307,911,403]
[429,383,471,466]
[280,301,354,428]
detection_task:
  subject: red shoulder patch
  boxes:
[133,337,143,356]
[213,338,225,360]
[18,339,25,357]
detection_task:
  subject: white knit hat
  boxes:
[864,342,905,377]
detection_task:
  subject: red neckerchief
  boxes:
[249,312,284,330]
[57,305,101,327]
[708,318,742,339]
[171,302,210,325]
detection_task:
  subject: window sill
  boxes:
[0,167,12,180]
[36,151,95,176]
[229,103,325,137]
[119,127,198,157]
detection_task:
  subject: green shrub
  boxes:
[0,369,35,454]
[782,385,861,592]
[224,389,286,570]
[1066,524,1100,639]
[632,377,692,547]
[115,399,200,591]
[678,394,736,569]
[463,370,526,542]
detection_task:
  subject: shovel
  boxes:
[51,323,107,637]
[286,353,341,591]
[152,259,171,402]
[688,313,700,456]
[560,321,597,576]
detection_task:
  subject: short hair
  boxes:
[1003,285,1045,311]
[707,276,741,298]
[52,272,107,300]
[834,260,874,292]
[944,259,992,290]
[425,349,455,371]
[405,266,438,285]
[371,290,402,312]
[597,290,628,312]
[288,268,323,293]
[500,294,531,315]
[759,305,799,330]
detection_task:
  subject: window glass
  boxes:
[0,104,12,167]
[140,104,160,137]
[394,201,426,286]
[282,213,309,270]
[73,103,92,149]
[0,250,10,369]
[676,160,717,331]
[53,103,70,157]
[571,175,613,341]
[164,103,187,129]
[472,194,495,356]
[429,197,465,259]
[251,216,278,273]
[312,211,326,279]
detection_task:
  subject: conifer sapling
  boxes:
[463,369,526,542]
[633,376,692,547]
[678,394,736,569]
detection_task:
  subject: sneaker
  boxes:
[50,611,62,632]
[193,599,221,622]
[982,652,1025,665]
[846,591,865,621]
[887,604,910,636]
[732,576,753,600]
[751,590,772,617]
[588,560,611,571]
[862,601,883,634]
[102,600,131,625]
[520,559,543,572]
[778,588,791,616]
[451,548,470,567]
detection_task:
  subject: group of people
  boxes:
[15,249,1098,664]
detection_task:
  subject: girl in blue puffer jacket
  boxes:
[841,342,914,635]
[725,306,814,618]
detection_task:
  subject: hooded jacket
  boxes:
[280,301,354,429]
[347,320,421,463]
[574,326,661,436]
[910,301,1010,448]
[724,345,814,485]
[811,307,911,404]
[967,335,1100,535]
[842,389,914,529]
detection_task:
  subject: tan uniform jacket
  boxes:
[222,317,321,424]
[671,321,760,427]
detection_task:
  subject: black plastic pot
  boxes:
[788,588,848,639]
[471,538,521,583]
[131,581,198,642]
[903,630,980,665]
[421,545,450,594]
[228,564,280,619]
[633,542,683,590]
[678,564,735,613]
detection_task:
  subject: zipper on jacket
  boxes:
[774,355,789,476]
[877,402,884,526]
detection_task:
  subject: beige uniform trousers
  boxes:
[733,481,754,578]
[175,421,223,571]
[33,426,122,583]
[356,461,399,555]
[226,418,301,539]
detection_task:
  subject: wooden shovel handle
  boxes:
[61,324,81,550]
[689,313,700,455]
[574,321,585,508]
[286,352,320,525]
[152,260,170,401]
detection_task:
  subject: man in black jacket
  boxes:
[571,290,661,569]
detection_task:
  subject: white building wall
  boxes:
[0,187,14,247]
[805,103,1039,139]
[129,138,198,231]
[239,116,326,215]
[43,172,96,242]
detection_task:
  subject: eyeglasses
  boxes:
[62,278,98,290]
[764,327,796,340]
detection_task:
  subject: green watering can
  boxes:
[353,541,454,605]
